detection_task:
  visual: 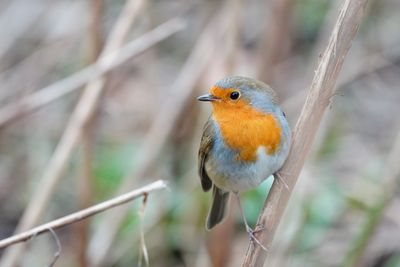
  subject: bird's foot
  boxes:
[244,224,268,252]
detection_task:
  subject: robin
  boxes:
[197,76,291,249]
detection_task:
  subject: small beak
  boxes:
[197,94,220,102]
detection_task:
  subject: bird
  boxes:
[197,76,291,249]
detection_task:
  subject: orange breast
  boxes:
[212,101,281,162]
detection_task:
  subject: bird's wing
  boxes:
[198,118,214,192]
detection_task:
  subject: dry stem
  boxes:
[87,0,104,62]
[242,0,369,266]
[75,1,104,266]
[0,180,167,249]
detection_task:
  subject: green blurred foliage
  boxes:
[93,141,137,199]
[294,182,344,252]
[316,124,342,160]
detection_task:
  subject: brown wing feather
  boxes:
[198,118,214,192]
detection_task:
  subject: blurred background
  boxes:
[0,0,399,266]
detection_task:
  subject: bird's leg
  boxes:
[234,192,268,252]
[274,172,290,191]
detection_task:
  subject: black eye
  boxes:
[230,91,240,100]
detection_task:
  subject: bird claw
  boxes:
[253,224,265,234]
[245,225,268,252]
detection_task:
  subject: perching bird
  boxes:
[197,76,291,248]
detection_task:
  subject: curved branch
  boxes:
[0,180,167,249]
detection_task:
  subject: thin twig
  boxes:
[138,193,149,267]
[0,180,167,249]
[47,228,61,267]
[242,0,369,266]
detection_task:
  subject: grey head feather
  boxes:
[214,76,278,104]
[214,76,280,114]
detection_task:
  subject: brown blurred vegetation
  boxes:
[0,0,399,266]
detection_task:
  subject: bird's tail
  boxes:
[206,186,230,230]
